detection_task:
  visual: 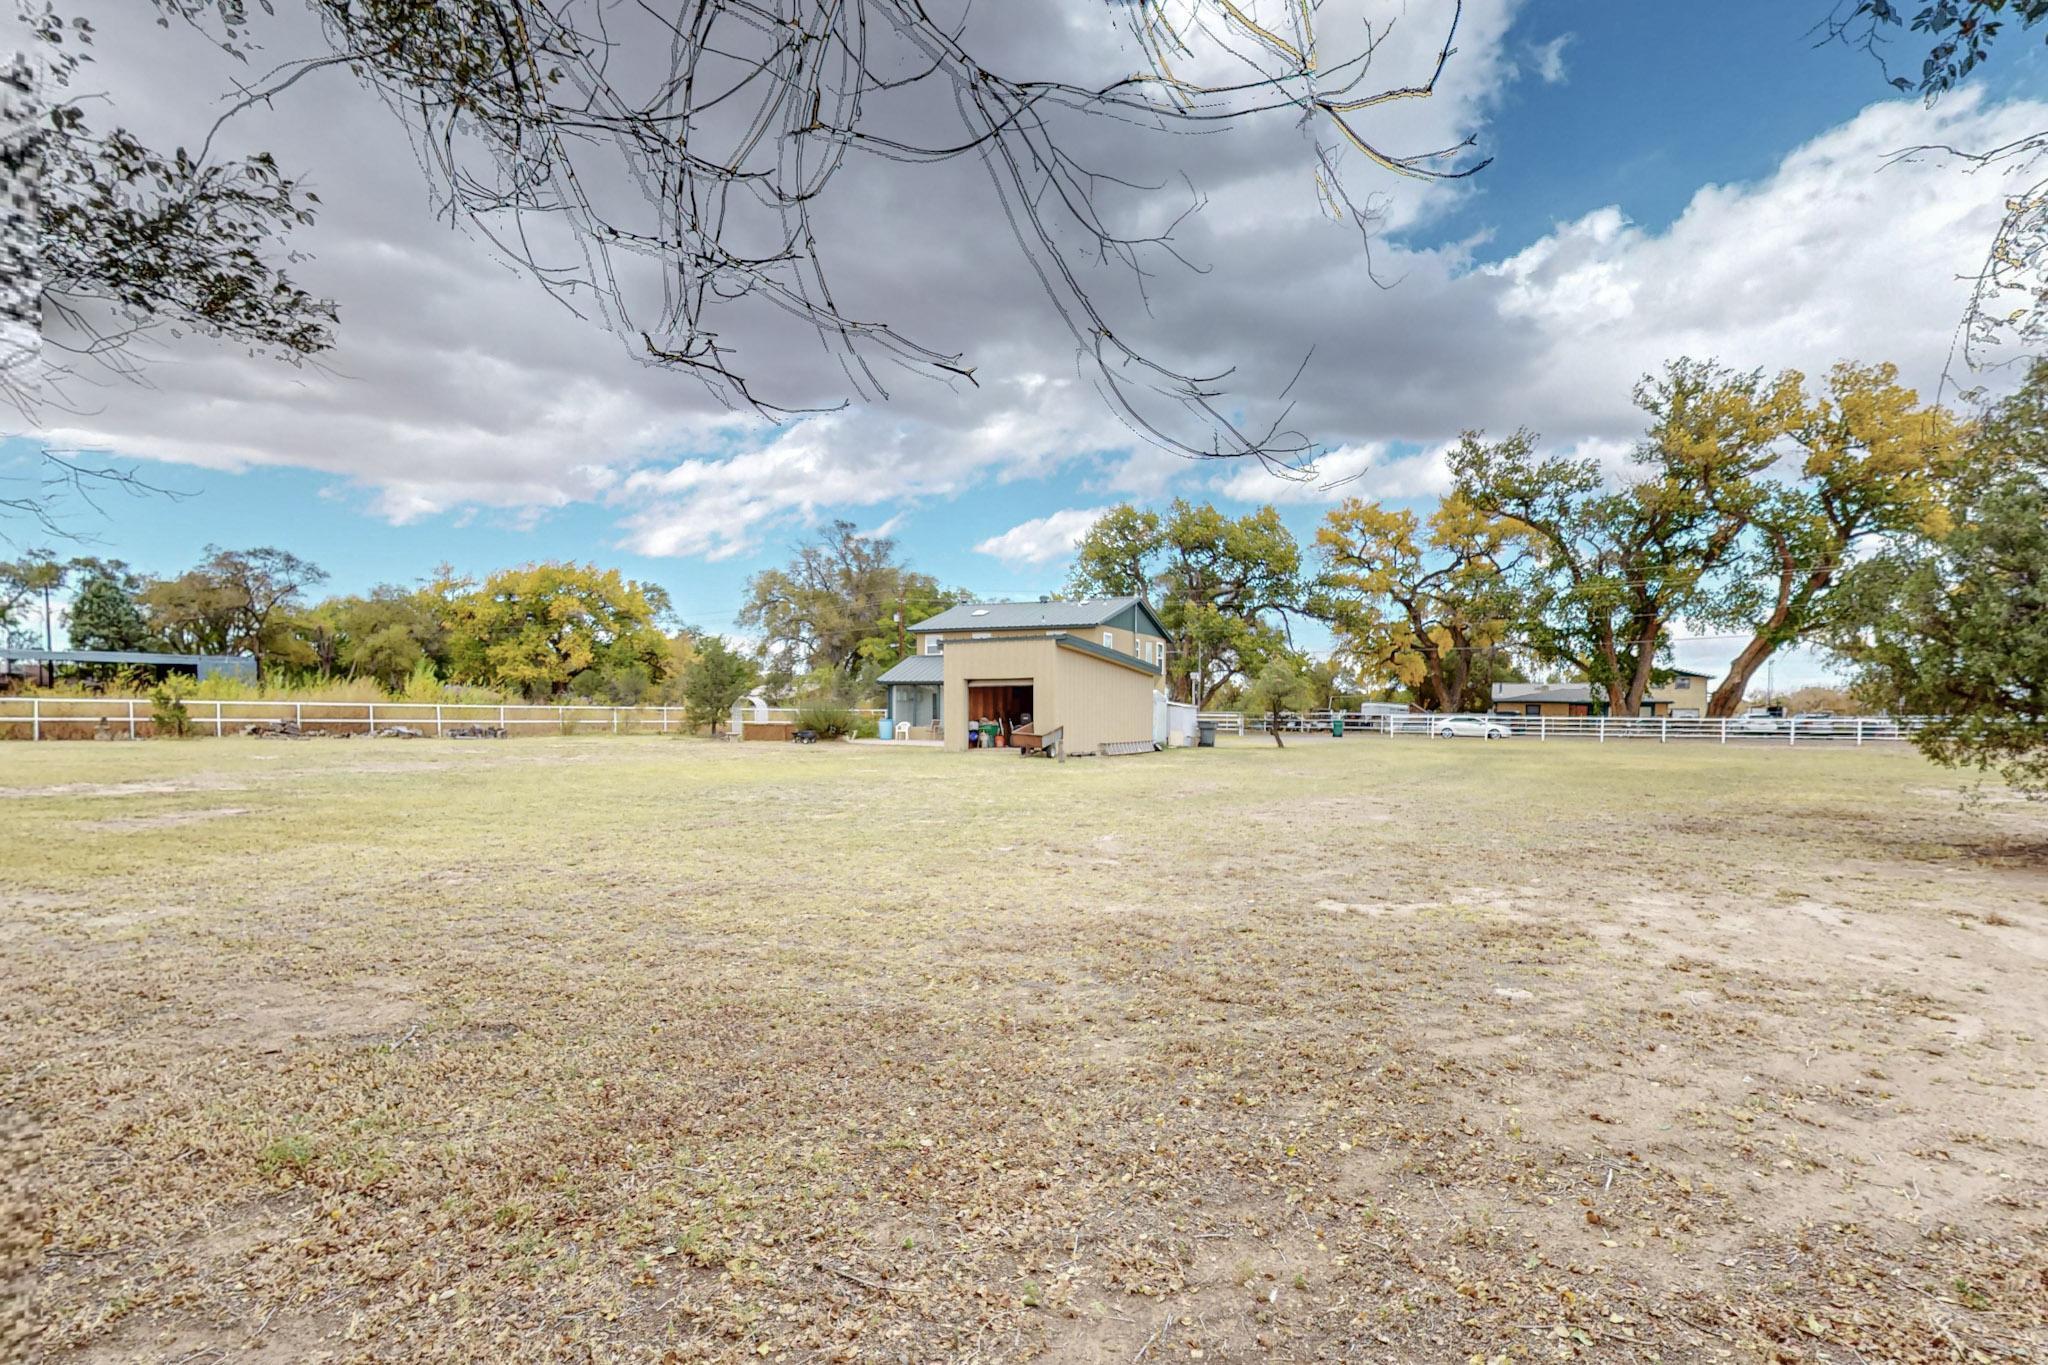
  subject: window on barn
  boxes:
[925,636,944,655]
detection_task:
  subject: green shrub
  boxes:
[794,704,857,739]
[150,680,193,738]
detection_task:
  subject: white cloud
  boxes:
[1530,34,1573,85]
[973,506,1116,568]
[22,0,2045,562]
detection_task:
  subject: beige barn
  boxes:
[877,597,1168,755]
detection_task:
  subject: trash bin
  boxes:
[1330,713,1344,738]
[1197,720,1217,748]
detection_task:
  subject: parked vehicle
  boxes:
[1737,709,1784,735]
[1435,714,1511,740]
[1790,711,1841,738]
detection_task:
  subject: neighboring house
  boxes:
[1491,668,1716,719]
[876,596,1169,754]
[1651,668,1714,718]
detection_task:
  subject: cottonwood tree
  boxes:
[1704,362,1966,716]
[740,521,954,689]
[436,562,668,698]
[1453,359,1804,717]
[1830,359,2048,791]
[297,585,448,687]
[1314,493,1516,712]
[138,545,325,675]
[1068,500,1307,707]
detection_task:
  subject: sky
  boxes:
[7,0,2045,689]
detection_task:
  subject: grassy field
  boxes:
[2,735,2044,1364]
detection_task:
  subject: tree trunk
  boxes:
[1706,635,1777,718]
[1707,559,1834,718]
[1270,709,1284,748]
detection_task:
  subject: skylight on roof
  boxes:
[971,608,989,616]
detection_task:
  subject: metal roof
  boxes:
[876,655,944,686]
[0,647,256,670]
[1492,682,1596,704]
[909,596,1164,636]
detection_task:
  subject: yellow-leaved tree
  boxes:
[1313,493,1518,713]
[1703,362,1967,717]
[436,563,670,700]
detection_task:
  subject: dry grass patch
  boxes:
[1,736,2044,1363]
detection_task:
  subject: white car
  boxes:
[1737,709,1784,735]
[1435,714,1511,740]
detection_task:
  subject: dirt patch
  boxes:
[71,807,250,832]
[197,976,423,1052]
[0,779,244,800]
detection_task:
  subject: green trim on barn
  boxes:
[1051,634,1161,676]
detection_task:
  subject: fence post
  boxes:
[435,703,444,738]
[1787,716,1796,747]
[1855,718,1864,747]
[612,708,620,735]
[213,702,224,738]
[31,697,39,742]
[1660,716,1669,744]
[1539,715,1546,742]
[127,698,137,740]
[368,702,376,737]
[1720,717,1727,745]
[1597,716,1605,744]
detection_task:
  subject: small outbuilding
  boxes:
[877,596,1170,754]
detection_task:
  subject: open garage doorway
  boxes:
[965,680,1035,748]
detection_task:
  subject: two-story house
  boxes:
[876,596,1169,753]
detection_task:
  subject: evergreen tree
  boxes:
[66,565,153,652]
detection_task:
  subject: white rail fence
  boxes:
[1222,709,1939,745]
[2,696,706,740]
[0,697,900,741]
[0,696,1947,748]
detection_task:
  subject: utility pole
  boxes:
[893,609,905,661]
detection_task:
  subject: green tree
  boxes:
[438,562,669,699]
[64,561,152,653]
[15,551,67,651]
[1453,358,1803,717]
[1831,361,2048,792]
[739,521,956,691]
[682,636,760,735]
[300,586,448,688]
[1704,362,1966,716]
[1068,500,1306,706]
[1240,655,1317,748]
[1314,494,1516,713]
[141,568,245,657]
[184,546,329,679]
